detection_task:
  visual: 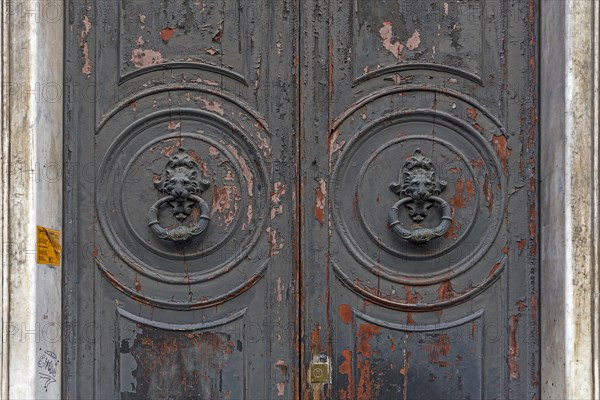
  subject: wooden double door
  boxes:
[64,0,539,398]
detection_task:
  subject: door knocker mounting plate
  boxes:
[388,149,452,244]
[148,147,211,242]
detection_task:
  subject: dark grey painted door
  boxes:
[64,1,298,398]
[65,0,539,399]
[300,0,539,399]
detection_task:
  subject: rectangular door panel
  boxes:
[300,0,538,398]
[64,1,299,398]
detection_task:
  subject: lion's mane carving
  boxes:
[154,148,210,221]
[390,149,447,222]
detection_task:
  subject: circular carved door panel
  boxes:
[330,88,507,310]
[95,88,270,309]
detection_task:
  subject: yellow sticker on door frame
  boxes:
[36,226,61,267]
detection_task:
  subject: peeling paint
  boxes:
[450,178,465,209]
[277,277,284,303]
[338,349,354,400]
[425,334,451,367]
[160,27,176,43]
[492,135,512,174]
[271,182,286,219]
[314,179,326,225]
[328,129,346,169]
[338,304,352,324]
[406,30,421,51]
[483,173,494,214]
[130,48,164,68]
[465,178,476,201]
[225,144,254,196]
[276,383,285,397]
[379,22,404,61]
[357,323,381,399]
[211,186,240,228]
[167,121,181,131]
[80,16,92,77]
[508,314,520,379]
[438,281,457,301]
[266,227,284,256]
[161,138,182,157]
[196,97,225,115]
[466,108,477,120]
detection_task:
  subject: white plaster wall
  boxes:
[1,1,63,398]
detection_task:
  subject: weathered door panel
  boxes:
[64,1,298,398]
[300,0,538,398]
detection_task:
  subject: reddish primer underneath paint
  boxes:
[450,179,465,209]
[438,281,457,301]
[338,304,353,324]
[508,314,520,379]
[338,349,355,400]
[160,27,176,43]
[492,135,512,173]
[314,180,326,225]
[357,324,381,399]
[466,107,477,120]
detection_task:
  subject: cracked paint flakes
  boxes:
[492,134,512,175]
[450,178,465,209]
[438,281,457,302]
[338,304,353,325]
[167,121,181,131]
[276,277,284,303]
[314,179,326,225]
[379,22,404,61]
[379,21,421,61]
[271,181,287,219]
[338,349,355,400]
[161,137,182,157]
[508,314,520,379]
[356,323,381,399]
[196,97,225,115]
[160,27,176,43]
[328,129,346,170]
[186,149,210,176]
[131,48,164,68]
[405,30,421,51]
[80,15,92,77]
[225,144,254,196]
[425,334,451,367]
[275,359,288,396]
[266,227,284,257]
[211,186,240,229]
[483,173,494,215]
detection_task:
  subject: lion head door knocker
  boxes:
[388,149,452,244]
[148,148,211,242]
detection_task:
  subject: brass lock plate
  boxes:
[309,355,330,384]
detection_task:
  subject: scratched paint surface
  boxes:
[302,0,538,398]
[65,0,298,398]
[120,324,243,399]
[66,0,538,398]
[335,320,483,399]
